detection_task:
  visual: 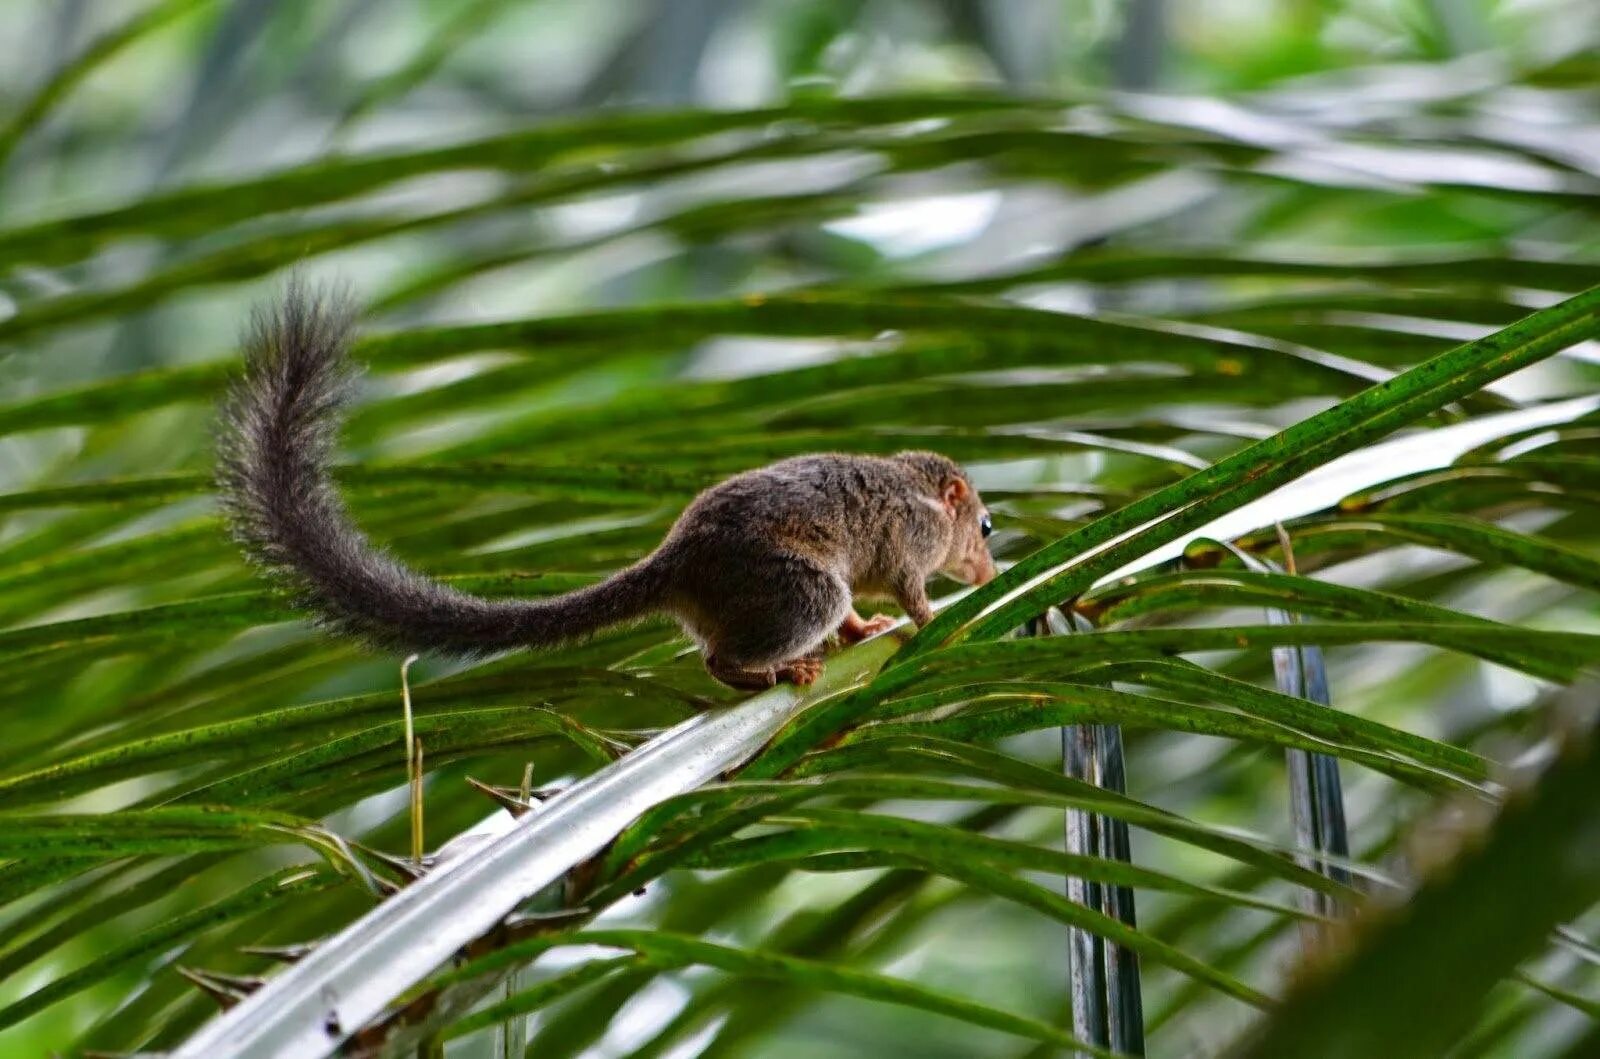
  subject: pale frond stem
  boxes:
[1032,611,1146,1056]
[411,740,426,870]
[496,763,540,1059]
[1232,534,1354,942]
[172,634,904,1059]
[1274,629,1353,933]
[401,654,423,867]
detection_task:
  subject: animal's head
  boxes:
[896,451,998,586]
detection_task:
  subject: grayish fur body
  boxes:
[217,282,995,689]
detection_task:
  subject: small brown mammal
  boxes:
[217,282,997,690]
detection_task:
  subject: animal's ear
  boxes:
[941,476,969,515]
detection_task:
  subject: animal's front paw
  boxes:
[838,611,899,643]
[858,613,898,638]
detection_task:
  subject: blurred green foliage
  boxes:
[0,1,1597,1056]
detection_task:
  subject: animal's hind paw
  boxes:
[779,656,824,686]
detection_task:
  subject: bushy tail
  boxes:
[216,279,665,656]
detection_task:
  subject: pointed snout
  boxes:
[949,552,998,586]
[973,552,998,585]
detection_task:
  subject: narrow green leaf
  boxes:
[0,867,338,1031]
[431,929,1124,1056]
[439,955,645,1042]
[905,285,1600,652]
[0,0,213,168]
[0,95,1020,265]
[1238,728,1600,1058]
[687,808,1312,918]
[0,806,309,858]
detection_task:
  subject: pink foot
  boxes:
[838,611,898,644]
[779,657,824,685]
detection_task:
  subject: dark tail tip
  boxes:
[214,275,361,579]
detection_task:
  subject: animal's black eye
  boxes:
[980,513,992,538]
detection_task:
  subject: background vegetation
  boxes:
[0,1,1597,1055]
